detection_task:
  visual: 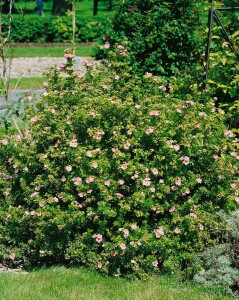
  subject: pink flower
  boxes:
[64,53,75,59]
[142,178,151,186]
[116,193,123,199]
[9,253,16,260]
[119,179,125,185]
[180,156,190,165]
[145,127,154,135]
[104,180,111,186]
[234,197,239,203]
[173,144,180,151]
[78,192,84,198]
[86,151,93,157]
[159,179,164,184]
[135,104,141,109]
[212,154,218,159]
[111,251,117,256]
[103,43,110,49]
[176,109,182,113]
[144,72,153,78]
[231,183,237,188]
[120,243,126,250]
[231,152,237,157]
[169,207,176,213]
[150,187,156,193]
[124,141,131,149]
[66,165,72,172]
[97,262,102,269]
[86,176,94,184]
[131,259,136,264]
[1,138,8,146]
[31,192,39,198]
[152,260,158,267]
[74,71,84,78]
[155,227,164,238]
[171,185,178,191]
[121,163,128,170]
[92,162,98,169]
[93,234,102,243]
[224,130,234,137]
[199,223,204,230]
[127,130,132,135]
[189,212,197,218]
[149,110,159,116]
[131,174,139,180]
[174,228,181,234]
[82,60,92,67]
[117,45,124,49]
[196,178,202,184]
[175,178,182,186]
[123,229,129,238]
[70,139,78,148]
[30,115,38,123]
[72,177,82,185]
[43,92,48,97]
[115,75,120,80]
[152,168,159,175]
[43,82,48,87]
[159,85,166,91]
[131,224,137,230]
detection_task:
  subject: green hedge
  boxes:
[2,15,112,43]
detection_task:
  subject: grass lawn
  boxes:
[0,267,232,300]
[5,45,98,58]
[13,0,113,18]
[9,77,47,90]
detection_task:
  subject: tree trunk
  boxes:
[52,0,72,16]
[1,0,16,14]
[93,0,98,16]
[108,0,113,11]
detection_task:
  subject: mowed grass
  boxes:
[0,267,232,300]
[5,45,98,58]
[13,0,113,18]
[9,77,47,90]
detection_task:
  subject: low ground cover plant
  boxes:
[0,48,238,277]
[194,210,239,296]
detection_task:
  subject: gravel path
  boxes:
[0,56,94,78]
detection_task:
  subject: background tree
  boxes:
[93,0,98,15]
[1,0,16,13]
[52,0,72,16]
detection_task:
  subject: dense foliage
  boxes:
[0,49,238,277]
[111,0,204,76]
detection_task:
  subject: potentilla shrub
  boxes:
[0,48,238,277]
[111,0,204,76]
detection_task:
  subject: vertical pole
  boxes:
[72,0,76,51]
[204,0,214,87]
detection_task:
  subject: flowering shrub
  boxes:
[0,48,238,277]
